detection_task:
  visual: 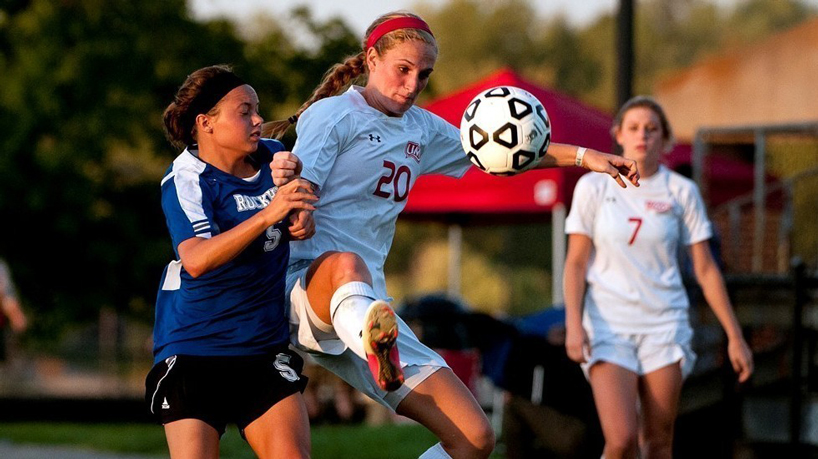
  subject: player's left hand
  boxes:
[583,150,640,188]
[272,151,303,186]
[288,209,315,240]
[728,336,754,383]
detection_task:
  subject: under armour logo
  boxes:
[605,196,616,203]
[368,134,382,143]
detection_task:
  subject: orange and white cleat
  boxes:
[362,300,404,391]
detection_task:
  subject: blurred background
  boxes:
[0,0,817,457]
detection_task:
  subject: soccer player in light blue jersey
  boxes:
[145,65,317,459]
[262,12,640,459]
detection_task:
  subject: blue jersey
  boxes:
[152,140,290,363]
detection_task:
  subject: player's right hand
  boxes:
[565,325,590,364]
[728,336,754,383]
[271,151,302,186]
[583,150,640,188]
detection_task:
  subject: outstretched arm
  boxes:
[535,143,640,188]
[689,240,753,382]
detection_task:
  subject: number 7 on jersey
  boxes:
[628,217,642,245]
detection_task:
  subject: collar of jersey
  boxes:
[182,148,265,184]
[637,164,667,186]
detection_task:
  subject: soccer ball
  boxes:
[460,86,551,176]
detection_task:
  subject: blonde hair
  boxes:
[261,11,437,139]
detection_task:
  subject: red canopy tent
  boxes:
[403,69,618,302]
[405,68,757,214]
[401,69,760,301]
[404,68,614,217]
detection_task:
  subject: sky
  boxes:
[189,0,620,34]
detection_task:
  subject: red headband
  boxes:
[365,17,434,50]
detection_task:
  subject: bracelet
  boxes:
[575,147,587,167]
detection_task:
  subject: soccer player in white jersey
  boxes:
[262,12,640,459]
[563,96,754,459]
[146,65,317,459]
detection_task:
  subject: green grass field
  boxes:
[0,422,445,458]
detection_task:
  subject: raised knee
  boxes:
[472,424,496,457]
[459,421,495,458]
[329,252,369,284]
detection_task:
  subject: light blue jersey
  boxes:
[153,140,290,363]
[290,86,471,298]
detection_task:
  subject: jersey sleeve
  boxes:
[678,181,713,245]
[565,174,600,237]
[419,110,472,178]
[292,102,350,189]
[161,169,216,254]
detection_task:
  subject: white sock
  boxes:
[330,281,377,360]
[419,443,451,459]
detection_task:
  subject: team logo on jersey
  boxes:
[405,141,422,162]
[645,200,672,213]
[233,187,277,212]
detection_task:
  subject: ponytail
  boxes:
[262,53,367,139]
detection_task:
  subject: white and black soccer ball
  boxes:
[460,86,551,176]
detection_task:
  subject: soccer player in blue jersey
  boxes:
[145,65,317,459]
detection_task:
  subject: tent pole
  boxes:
[448,223,462,297]
[552,203,567,305]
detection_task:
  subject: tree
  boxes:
[0,0,249,338]
[0,1,363,342]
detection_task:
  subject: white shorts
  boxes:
[581,326,696,379]
[285,260,449,411]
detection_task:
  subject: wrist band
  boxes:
[575,147,587,167]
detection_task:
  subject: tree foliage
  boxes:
[0,0,356,340]
[419,0,817,111]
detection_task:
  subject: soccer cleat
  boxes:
[362,300,404,392]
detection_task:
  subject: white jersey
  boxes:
[291,86,471,298]
[565,165,712,334]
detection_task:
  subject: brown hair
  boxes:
[261,11,437,139]
[612,95,675,152]
[163,64,240,150]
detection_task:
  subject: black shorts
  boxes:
[145,345,308,436]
